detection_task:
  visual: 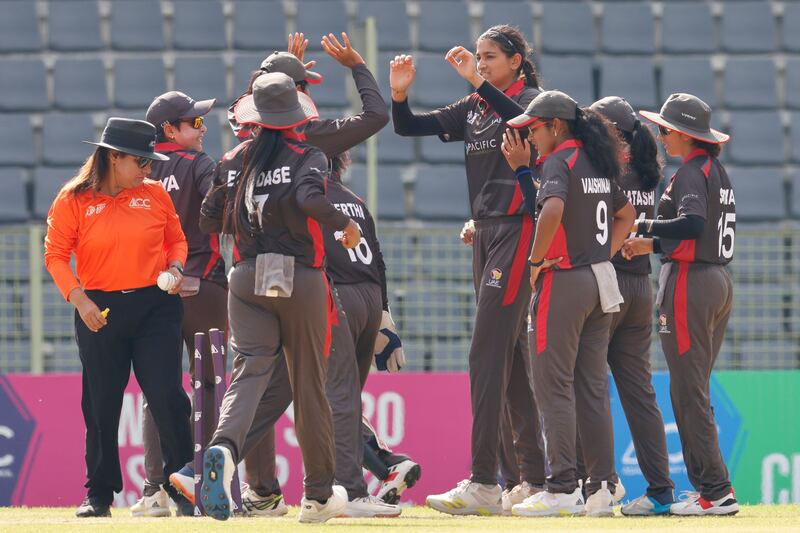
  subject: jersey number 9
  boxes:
[596,200,608,245]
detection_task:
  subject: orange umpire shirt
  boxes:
[45,179,188,300]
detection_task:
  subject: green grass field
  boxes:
[2,505,800,532]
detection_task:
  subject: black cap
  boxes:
[84,118,169,161]
[260,52,323,84]
[640,93,729,144]
[508,90,578,128]
[590,96,637,133]
[234,72,319,130]
[145,91,216,127]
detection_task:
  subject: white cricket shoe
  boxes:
[670,489,739,516]
[621,494,673,516]
[343,495,402,518]
[376,460,422,504]
[511,487,585,517]
[584,480,615,517]
[130,486,171,517]
[613,478,626,503]
[201,446,235,521]
[426,479,503,516]
[241,486,288,517]
[298,485,347,523]
[501,482,542,515]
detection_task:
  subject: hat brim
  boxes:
[639,110,730,144]
[234,91,319,130]
[507,114,540,129]
[82,141,170,161]
[305,70,323,84]
[179,98,216,119]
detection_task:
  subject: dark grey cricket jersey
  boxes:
[612,165,656,275]
[324,178,389,310]
[432,80,540,219]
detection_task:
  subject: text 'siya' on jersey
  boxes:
[536,140,629,270]
[150,143,226,285]
[612,165,656,275]
[433,80,540,219]
[324,179,389,310]
[657,149,736,265]
[233,137,350,267]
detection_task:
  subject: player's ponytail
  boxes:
[691,138,722,158]
[329,151,351,183]
[520,59,540,89]
[233,127,282,237]
[626,119,662,192]
[567,108,623,182]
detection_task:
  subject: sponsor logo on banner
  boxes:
[0,377,36,505]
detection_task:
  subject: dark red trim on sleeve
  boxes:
[502,215,534,307]
[306,217,325,268]
[675,262,691,355]
[535,270,554,354]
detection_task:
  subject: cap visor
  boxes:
[234,91,320,130]
[639,110,730,144]
[181,98,216,118]
[305,70,324,84]
[83,141,170,161]
[507,114,539,129]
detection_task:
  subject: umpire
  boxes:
[44,118,193,517]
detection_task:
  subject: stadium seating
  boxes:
[42,113,96,167]
[791,112,800,163]
[344,164,407,220]
[420,137,464,164]
[601,2,655,55]
[53,59,110,111]
[304,53,349,108]
[481,2,534,39]
[540,2,595,55]
[174,56,228,106]
[411,54,472,108]
[792,171,800,218]
[110,0,165,51]
[357,1,411,51]
[0,168,29,223]
[722,58,779,110]
[172,1,226,51]
[0,1,42,53]
[599,57,657,109]
[0,115,36,168]
[417,1,472,52]
[720,1,777,53]
[47,0,104,52]
[726,167,786,221]
[784,3,800,53]
[660,57,716,107]
[33,167,73,220]
[727,111,785,165]
[786,59,800,110]
[661,2,715,54]
[233,0,287,51]
[0,59,48,112]
[375,126,416,164]
[538,56,595,105]
[295,1,349,51]
[413,165,470,220]
[114,58,168,110]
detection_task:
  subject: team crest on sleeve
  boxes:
[486,268,503,289]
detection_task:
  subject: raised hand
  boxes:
[501,128,533,170]
[445,46,482,88]
[288,32,316,71]
[389,54,416,100]
[321,32,364,68]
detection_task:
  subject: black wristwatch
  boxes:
[529,258,545,268]
[171,264,184,275]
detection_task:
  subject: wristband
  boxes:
[529,258,544,268]
[171,264,184,275]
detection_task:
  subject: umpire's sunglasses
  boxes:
[658,125,672,136]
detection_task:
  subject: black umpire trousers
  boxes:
[76,285,192,504]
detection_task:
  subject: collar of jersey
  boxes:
[155,142,190,154]
[536,139,584,166]
[682,148,710,164]
[504,79,526,98]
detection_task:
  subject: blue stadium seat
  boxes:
[376,125,415,164]
[0,59,48,112]
[303,53,348,108]
[727,111,785,165]
[233,0,287,51]
[42,113,97,167]
[172,1,226,50]
[538,56,594,105]
[232,53,263,96]
[726,166,786,221]
[599,57,656,110]
[721,1,777,53]
[791,112,800,163]
[411,54,472,108]
[110,0,165,51]
[540,3,595,55]
[601,2,655,54]
[295,1,348,51]
[48,0,103,51]
[357,1,411,51]
[792,171,800,218]
[417,1,472,52]
[377,164,408,220]
[0,115,36,167]
[201,112,224,163]
[114,58,167,110]
[722,58,778,110]
[33,167,73,219]
[174,56,228,107]
[661,2,714,54]
[420,138,463,164]
[53,59,110,111]
[0,168,30,223]
[414,164,470,220]
[786,59,800,110]
[481,2,534,39]
[0,1,42,52]
[660,57,716,108]
[784,3,800,52]
[343,163,366,198]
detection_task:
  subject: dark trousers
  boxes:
[76,286,192,504]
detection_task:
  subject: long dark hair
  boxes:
[330,151,351,183]
[233,128,283,237]
[564,108,623,182]
[478,25,540,89]
[623,120,662,192]
[62,147,111,196]
[691,138,722,158]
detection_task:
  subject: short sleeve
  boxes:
[673,165,708,220]
[611,181,628,212]
[537,156,570,207]
[430,95,472,143]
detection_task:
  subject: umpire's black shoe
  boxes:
[75,497,112,518]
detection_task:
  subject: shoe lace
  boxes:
[509,481,530,496]
[678,490,701,502]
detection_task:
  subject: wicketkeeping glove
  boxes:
[373,310,405,372]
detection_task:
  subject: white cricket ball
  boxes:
[157,271,176,291]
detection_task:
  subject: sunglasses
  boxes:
[658,125,672,136]
[133,155,151,168]
[180,116,205,129]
